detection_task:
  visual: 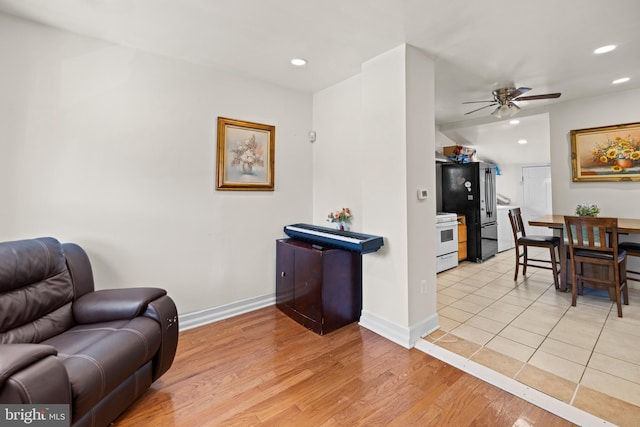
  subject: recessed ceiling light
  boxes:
[518,139,527,145]
[290,58,307,66]
[509,119,520,125]
[594,45,616,54]
[612,77,630,84]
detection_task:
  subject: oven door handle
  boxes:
[436,222,458,229]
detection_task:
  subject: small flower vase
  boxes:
[617,159,633,169]
[333,222,350,231]
[241,162,253,174]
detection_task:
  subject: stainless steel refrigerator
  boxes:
[441,162,498,262]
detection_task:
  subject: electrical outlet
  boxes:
[420,279,427,294]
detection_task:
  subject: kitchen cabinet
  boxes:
[276,239,362,335]
[457,215,467,261]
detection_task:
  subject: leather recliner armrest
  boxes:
[143,295,179,380]
[72,287,167,324]
[0,344,71,404]
[0,344,57,387]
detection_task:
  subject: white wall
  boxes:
[360,45,410,331]
[405,46,437,327]
[0,13,313,315]
[312,75,363,229]
[314,44,438,347]
[548,87,640,275]
[549,88,640,217]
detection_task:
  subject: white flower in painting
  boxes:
[230,134,265,170]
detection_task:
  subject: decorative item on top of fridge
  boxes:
[442,145,477,164]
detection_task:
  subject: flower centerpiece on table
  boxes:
[592,134,640,172]
[575,203,599,217]
[327,208,352,231]
[231,134,264,174]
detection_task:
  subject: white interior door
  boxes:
[521,165,552,236]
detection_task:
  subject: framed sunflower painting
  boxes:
[571,121,640,182]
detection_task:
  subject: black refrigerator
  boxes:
[441,162,498,262]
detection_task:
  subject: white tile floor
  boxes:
[433,247,640,422]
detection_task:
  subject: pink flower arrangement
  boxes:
[327,208,352,224]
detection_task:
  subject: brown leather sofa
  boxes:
[0,237,179,426]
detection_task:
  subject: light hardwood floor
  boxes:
[113,306,574,426]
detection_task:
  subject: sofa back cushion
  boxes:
[0,237,75,343]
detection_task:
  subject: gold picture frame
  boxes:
[571,121,640,182]
[216,117,275,191]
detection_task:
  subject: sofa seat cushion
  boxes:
[41,316,161,420]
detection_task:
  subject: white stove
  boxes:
[436,212,458,224]
[436,212,459,273]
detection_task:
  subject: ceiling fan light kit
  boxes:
[491,103,520,118]
[463,86,561,118]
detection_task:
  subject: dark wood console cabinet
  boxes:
[276,238,362,335]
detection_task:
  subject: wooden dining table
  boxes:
[528,214,640,291]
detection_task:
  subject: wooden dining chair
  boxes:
[619,241,640,283]
[508,208,561,289]
[564,215,628,317]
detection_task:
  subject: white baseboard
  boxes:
[359,310,440,349]
[178,294,275,331]
[415,339,613,427]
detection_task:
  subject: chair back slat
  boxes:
[508,208,526,239]
[564,216,618,255]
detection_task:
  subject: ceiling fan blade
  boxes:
[514,92,562,101]
[464,103,497,115]
[462,100,495,104]
[508,87,531,99]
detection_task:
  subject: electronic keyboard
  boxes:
[283,223,384,254]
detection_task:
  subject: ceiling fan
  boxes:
[463,87,561,118]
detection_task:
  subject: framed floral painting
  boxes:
[571,121,640,182]
[216,117,275,190]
